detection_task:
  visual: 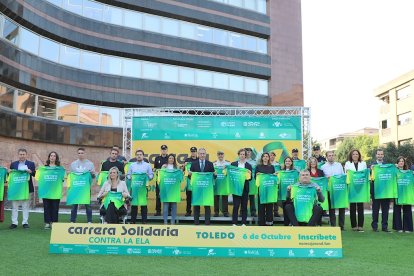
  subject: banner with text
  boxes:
[131,115,302,213]
[50,223,342,258]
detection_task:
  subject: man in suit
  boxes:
[189,148,216,225]
[231,148,253,226]
[370,148,391,232]
[9,148,36,229]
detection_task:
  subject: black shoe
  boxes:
[154,212,161,216]
[340,227,345,231]
[23,224,29,229]
[168,212,172,216]
[251,213,257,217]
[274,213,280,217]
[185,212,191,217]
[382,229,391,233]
[9,224,17,229]
[372,228,379,232]
[223,213,229,217]
[214,213,219,217]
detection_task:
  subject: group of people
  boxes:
[2,145,413,233]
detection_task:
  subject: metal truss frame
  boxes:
[122,107,311,160]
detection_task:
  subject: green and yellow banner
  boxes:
[36,166,66,199]
[50,223,342,258]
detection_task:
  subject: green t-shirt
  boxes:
[226,165,251,196]
[191,172,214,206]
[36,166,66,199]
[293,159,307,171]
[0,167,7,201]
[278,170,299,201]
[103,191,124,209]
[158,169,183,203]
[346,169,370,203]
[328,175,349,208]
[256,173,278,204]
[249,165,257,195]
[311,177,329,211]
[396,170,414,205]
[291,185,317,223]
[97,171,109,187]
[372,164,398,199]
[130,173,149,206]
[214,167,229,195]
[7,170,30,201]
[66,172,92,205]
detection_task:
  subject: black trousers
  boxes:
[43,198,60,223]
[214,195,229,215]
[327,192,345,228]
[155,183,161,213]
[100,203,127,224]
[273,202,280,216]
[249,195,256,216]
[371,198,390,230]
[284,203,323,226]
[257,193,273,226]
[392,204,413,232]
[350,202,364,228]
[186,191,192,214]
[232,183,249,225]
[194,206,211,225]
[282,201,290,226]
[130,205,148,224]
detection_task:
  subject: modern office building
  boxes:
[0,0,303,163]
[374,70,414,145]
[319,127,379,152]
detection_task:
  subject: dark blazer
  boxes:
[10,160,36,193]
[230,161,253,183]
[189,159,216,178]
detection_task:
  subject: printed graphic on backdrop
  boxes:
[131,116,302,213]
[50,223,342,258]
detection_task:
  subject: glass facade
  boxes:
[0,14,269,96]
[45,0,267,54]
[0,83,122,127]
[209,0,267,14]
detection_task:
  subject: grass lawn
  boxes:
[1,211,414,275]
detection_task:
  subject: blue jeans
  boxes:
[71,204,92,223]
[163,202,177,224]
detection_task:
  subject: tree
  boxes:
[335,135,379,165]
[373,141,414,167]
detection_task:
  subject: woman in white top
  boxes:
[344,149,367,232]
[97,167,130,223]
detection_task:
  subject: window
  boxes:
[57,100,78,123]
[381,119,388,129]
[258,80,268,95]
[179,68,195,85]
[100,107,120,126]
[398,112,411,126]
[161,18,179,36]
[398,139,412,146]
[39,38,60,62]
[81,51,101,72]
[244,78,257,93]
[19,28,39,55]
[243,35,257,52]
[59,45,80,68]
[143,14,160,33]
[102,6,123,25]
[37,96,57,120]
[79,104,99,125]
[196,70,213,87]
[229,33,242,48]
[196,26,212,43]
[83,0,103,21]
[229,75,243,91]
[63,0,83,15]
[396,86,411,100]
[124,10,142,29]
[213,73,228,90]
[122,59,141,78]
[142,62,160,80]
[16,91,36,115]
[212,29,228,46]
[101,56,122,75]
[257,39,267,54]
[2,19,18,43]
[0,85,14,109]
[161,65,178,83]
[180,22,196,40]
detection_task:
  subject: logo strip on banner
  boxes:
[50,224,342,258]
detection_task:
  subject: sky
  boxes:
[301,0,414,141]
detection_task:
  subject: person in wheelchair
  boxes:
[97,167,130,224]
[284,169,324,226]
